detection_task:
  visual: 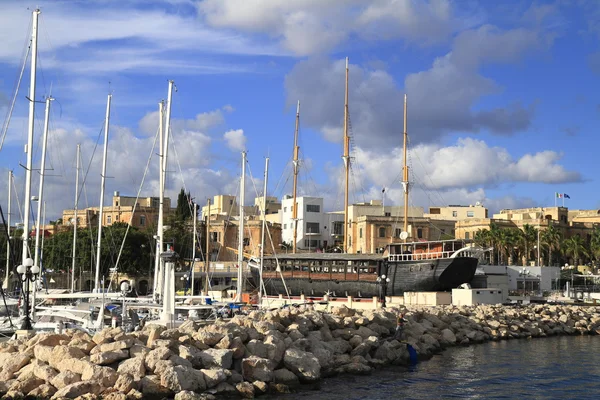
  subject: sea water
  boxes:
[274,336,600,399]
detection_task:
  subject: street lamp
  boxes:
[16,257,39,330]
[376,274,391,307]
[181,274,189,295]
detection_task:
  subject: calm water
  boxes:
[274,336,600,399]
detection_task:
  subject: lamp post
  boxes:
[120,281,129,328]
[181,274,189,295]
[376,274,391,307]
[16,257,39,330]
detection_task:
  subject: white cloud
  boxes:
[139,106,228,136]
[198,0,480,55]
[223,129,246,152]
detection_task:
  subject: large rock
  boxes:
[160,365,205,392]
[51,371,81,389]
[195,330,224,347]
[9,376,45,394]
[28,383,57,398]
[273,368,300,387]
[145,347,173,372]
[117,357,146,380]
[52,381,102,399]
[27,333,71,347]
[241,356,273,383]
[114,373,137,393]
[178,345,203,368]
[90,349,129,365]
[174,390,204,400]
[81,364,118,388]
[33,345,54,363]
[236,381,255,399]
[440,329,457,345]
[140,375,172,397]
[0,353,30,376]
[283,348,321,382]
[201,368,228,388]
[199,349,233,369]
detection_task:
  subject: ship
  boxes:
[252,239,480,298]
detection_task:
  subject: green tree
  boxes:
[562,234,589,267]
[521,224,538,265]
[589,226,600,265]
[541,224,561,266]
[175,188,195,221]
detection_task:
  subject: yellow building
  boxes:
[200,195,261,220]
[62,192,172,230]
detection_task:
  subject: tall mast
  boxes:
[71,144,80,292]
[204,198,211,295]
[236,151,246,300]
[292,100,300,254]
[33,96,53,273]
[342,57,350,253]
[4,171,12,289]
[94,94,111,292]
[153,100,164,301]
[402,94,409,242]
[22,9,40,266]
[259,157,269,304]
[159,81,174,299]
[191,202,197,295]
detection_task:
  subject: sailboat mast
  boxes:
[34,96,53,272]
[94,94,111,292]
[4,171,12,289]
[204,198,211,295]
[236,151,246,300]
[402,94,409,242]
[292,101,300,254]
[191,202,197,295]
[259,157,269,304]
[343,57,350,253]
[22,9,40,265]
[71,144,80,293]
[153,100,164,301]
[159,81,174,298]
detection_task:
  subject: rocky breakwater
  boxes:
[1,303,600,399]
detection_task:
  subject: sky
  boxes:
[0,0,599,224]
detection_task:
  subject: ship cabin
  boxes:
[261,253,383,282]
[385,239,468,262]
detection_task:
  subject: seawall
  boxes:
[0,303,599,399]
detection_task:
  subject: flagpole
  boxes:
[554,193,556,207]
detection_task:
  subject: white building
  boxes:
[280,196,343,251]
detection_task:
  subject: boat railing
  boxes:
[388,250,455,262]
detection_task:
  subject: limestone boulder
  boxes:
[129,344,150,359]
[201,368,228,388]
[145,347,173,372]
[230,337,246,359]
[160,365,205,392]
[272,368,300,387]
[90,349,129,365]
[236,381,255,399]
[174,390,204,400]
[194,330,224,347]
[332,306,355,318]
[51,371,81,389]
[117,357,146,380]
[241,356,273,383]
[177,345,203,368]
[33,363,59,382]
[9,376,45,394]
[52,381,102,399]
[0,353,30,376]
[199,348,233,369]
[114,373,137,394]
[283,348,320,382]
[28,383,57,398]
[140,375,172,397]
[81,364,118,388]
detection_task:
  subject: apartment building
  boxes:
[426,203,488,220]
[62,192,172,229]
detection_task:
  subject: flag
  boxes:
[564,193,570,199]
[555,192,563,198]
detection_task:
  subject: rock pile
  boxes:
[0,303,599,399]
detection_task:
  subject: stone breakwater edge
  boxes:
[0,304,599,400]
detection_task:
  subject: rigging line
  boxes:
[76,123,104,205]
[407,135,446,206]
[0,48,30,152]
[111,124,159,274]
[11,173,24,223]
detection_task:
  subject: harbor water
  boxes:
[274,335,600,399]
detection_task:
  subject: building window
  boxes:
[333,221,343,235]
[385,212,391,217]
[284,207,287,212]
[243,238,250,246]
[467,211,474,217]
[452,211,457,217]
[359,228,363,238]
[304,239,320,248]
[395,228,402,238]
[284,224,287,229]
[140,215,146,226]
[379,227,386,238]
[306,222,320,233]
[417,228,423,238]
[116,201,119,207]
[229,199,233,205]
[306,204,320,213]
[465,232,470,240]
[107,215,112,224]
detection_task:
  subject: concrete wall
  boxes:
[404,292,452,306]
[452,288,504,306]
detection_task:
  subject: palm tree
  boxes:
[488,223,502,264]
[521,224,538,265]
[589,226,600,265]
[562,235,589,267]
[541,224,561,266]
[473,229,493,264]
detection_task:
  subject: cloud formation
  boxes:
[223,129,246,152]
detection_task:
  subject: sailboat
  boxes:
[254,57,481,299]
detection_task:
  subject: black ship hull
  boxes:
[253,255,479,298]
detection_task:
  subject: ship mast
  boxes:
[402,94,409,243]
[292,100,300,254]
[342,57,350,253]
[204,198,210,295]
[236,151,247,301]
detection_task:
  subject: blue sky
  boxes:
[0,0,599,222]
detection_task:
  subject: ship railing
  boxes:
[388,251,454,262]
